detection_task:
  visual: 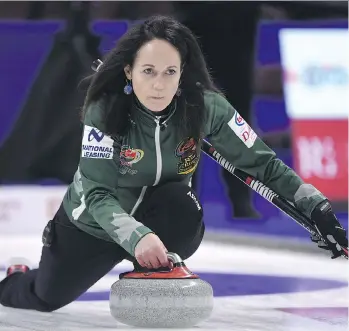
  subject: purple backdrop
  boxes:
[0,19,347,240]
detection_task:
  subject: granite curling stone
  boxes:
[109,252,214,328]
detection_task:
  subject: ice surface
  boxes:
[0,236,347,331]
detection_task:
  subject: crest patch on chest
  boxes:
[175,137,199,175]
[119,145,144,175]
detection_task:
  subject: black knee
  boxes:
[34,291,69,312]
[0,273,63,312]
[35,286,77,312]
[34,301,62,313]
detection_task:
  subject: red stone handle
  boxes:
[122,264,199,279]
[121,252,199,279]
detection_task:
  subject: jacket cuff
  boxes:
[127,226,154,256]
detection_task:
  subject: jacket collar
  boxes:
[130,96,177,127]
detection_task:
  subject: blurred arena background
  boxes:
[0,1,348,254]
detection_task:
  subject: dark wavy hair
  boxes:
[82,15,221,140]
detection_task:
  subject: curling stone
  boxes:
[109,252,213,328]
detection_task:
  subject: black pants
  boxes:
[0,182,204,312]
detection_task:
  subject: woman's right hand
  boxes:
[134,233,170,269]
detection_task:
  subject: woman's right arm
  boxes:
[77,100,154,257]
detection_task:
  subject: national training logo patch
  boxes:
[81,125,114,159]
[175,137,199,175]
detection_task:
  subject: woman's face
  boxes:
[124,39,181,112]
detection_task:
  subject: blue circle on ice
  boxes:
[77,271,347,301]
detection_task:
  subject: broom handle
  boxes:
[201,139,348,259]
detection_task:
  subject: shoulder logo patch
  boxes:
[227,112,257,148]
[82,125,114,159]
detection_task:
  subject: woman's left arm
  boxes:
[204,91,325,218]
[205,92,348,259]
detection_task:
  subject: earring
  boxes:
[124,79,133,95]
[176,88,182,96]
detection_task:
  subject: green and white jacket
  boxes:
[62,91,326,256]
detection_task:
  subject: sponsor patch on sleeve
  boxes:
[227,111,257,148]
[81,125,114,159]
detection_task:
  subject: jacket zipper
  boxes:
[130,186,147,216]
[130,117,162,216]
[153,117,162,186]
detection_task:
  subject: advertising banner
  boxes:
[0,186,67,235]
[279,29,348,204]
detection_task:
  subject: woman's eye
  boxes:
[167,69,176,75]
[143,68,153,74]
